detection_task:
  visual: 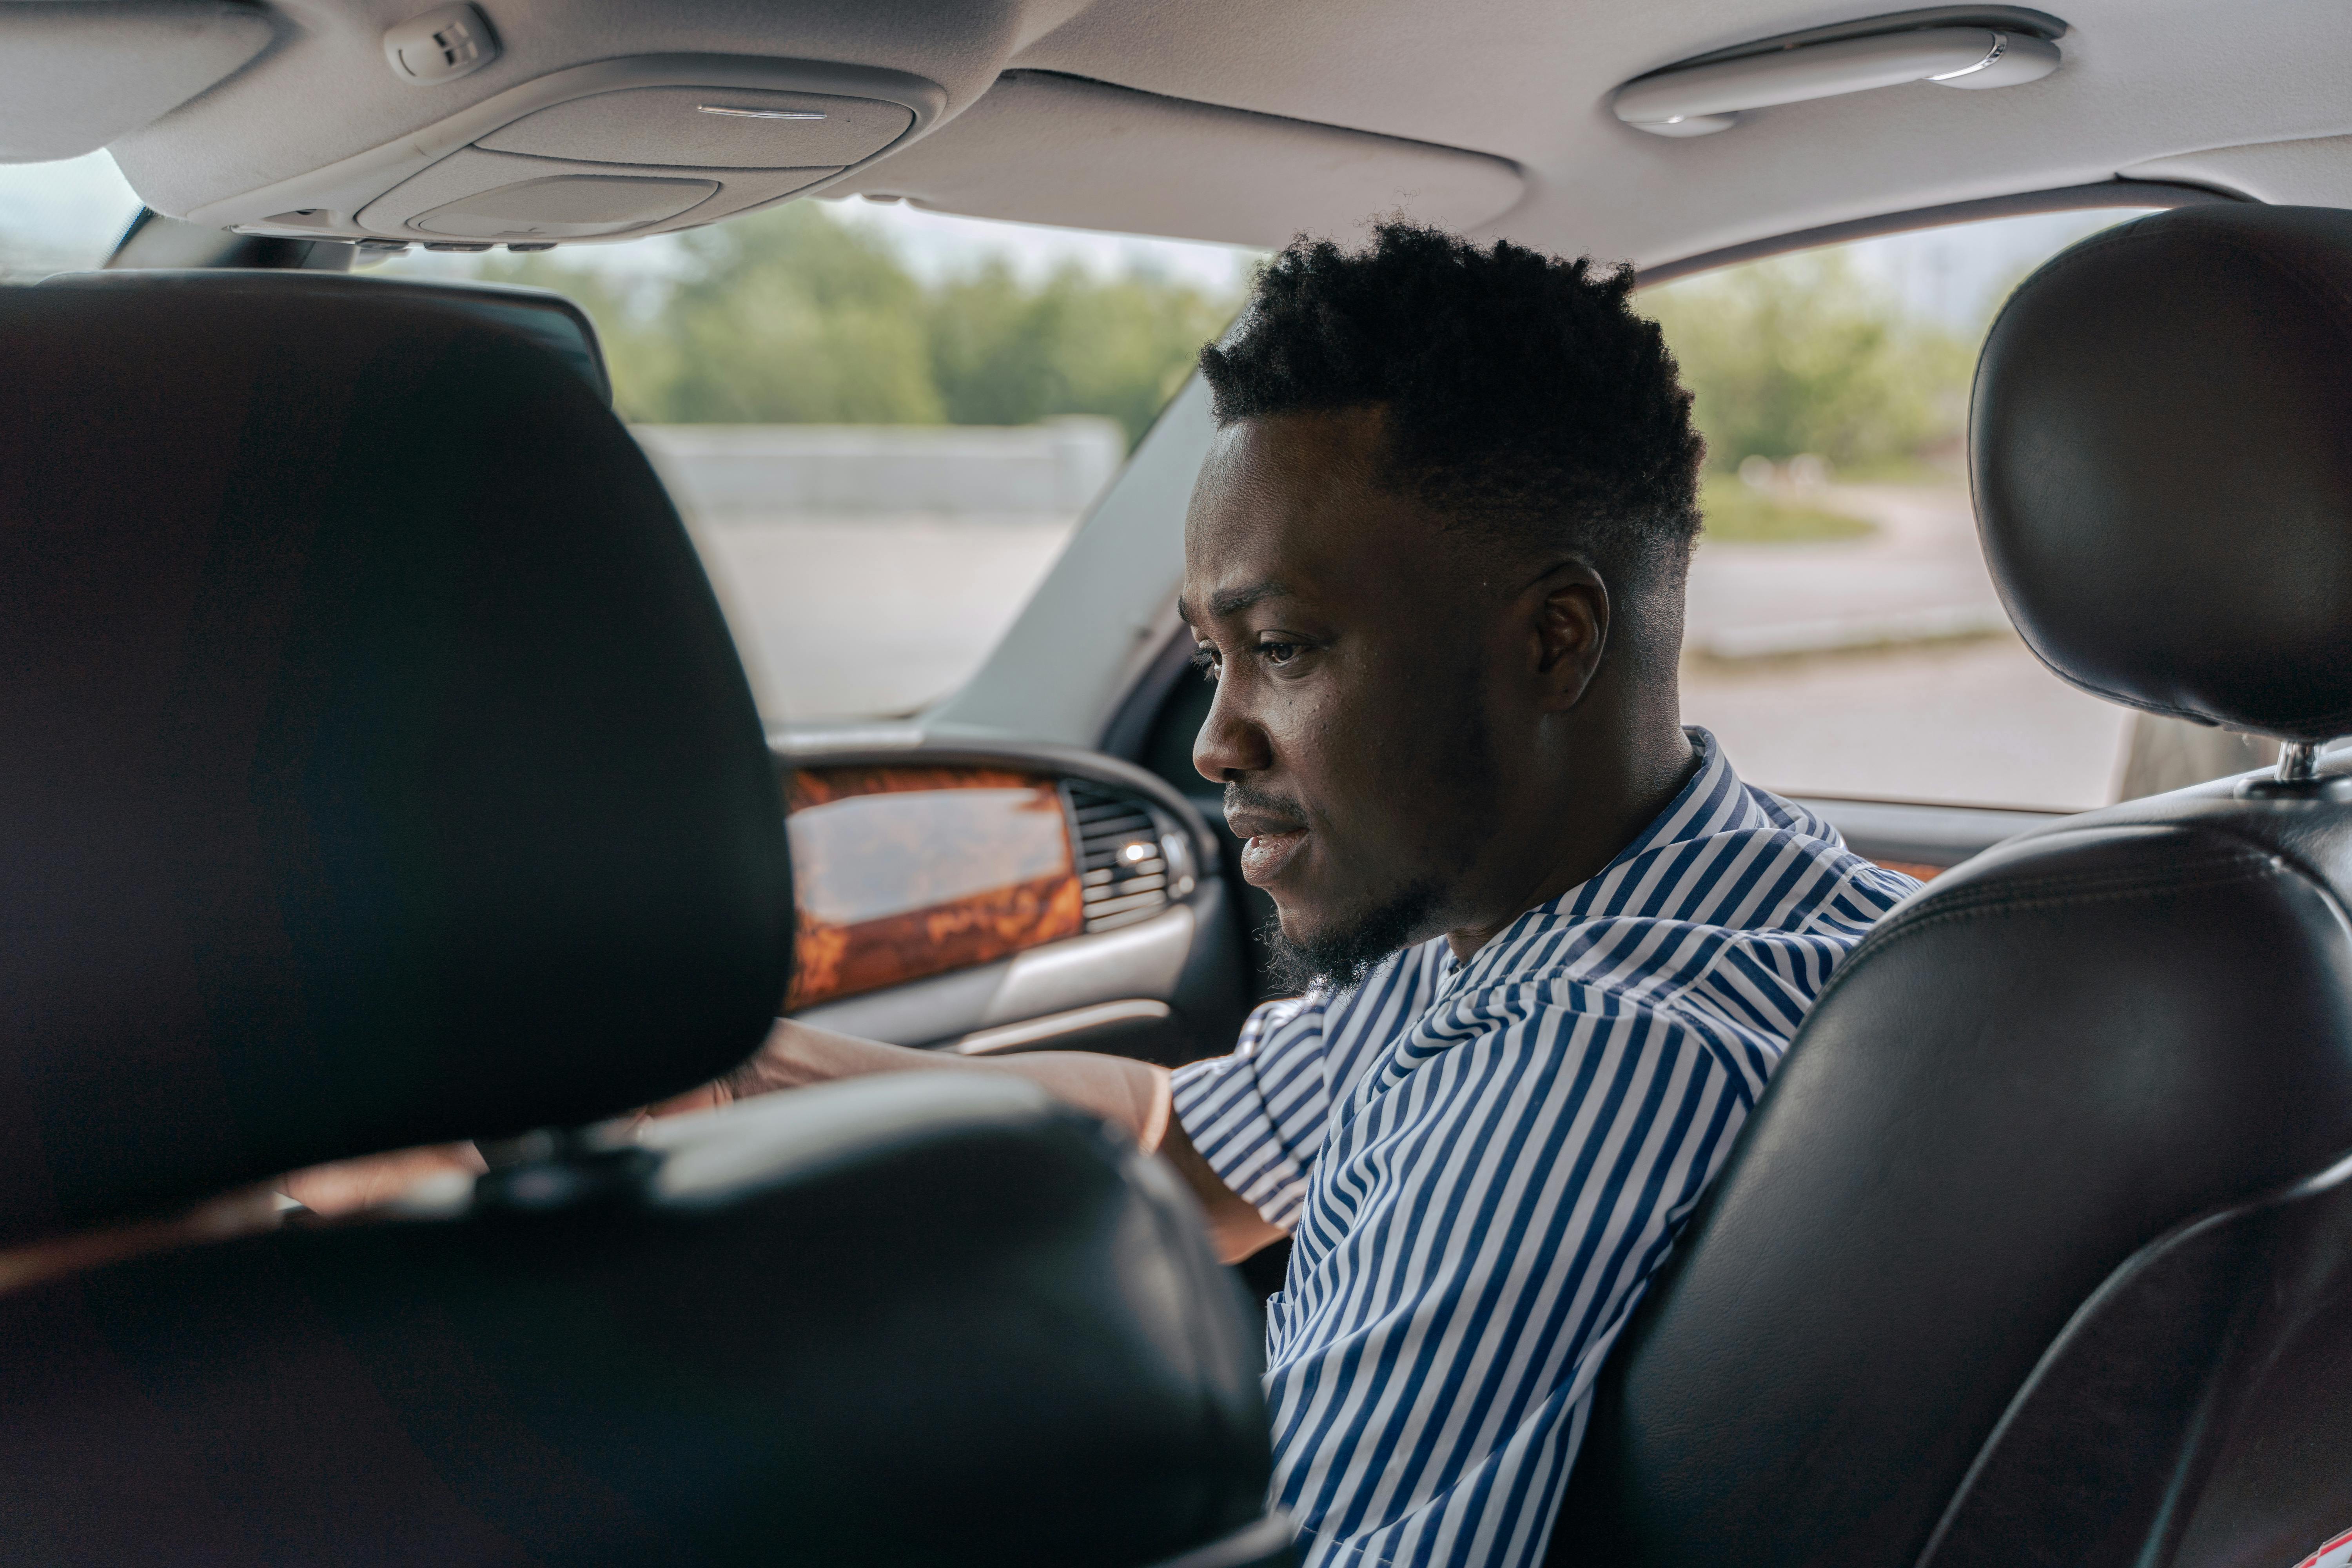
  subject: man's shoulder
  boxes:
[1259,785,1921,1072]
[1439,807,1917,1035]
[1608,780,1919,936]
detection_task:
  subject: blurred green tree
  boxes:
[454,212,1977,469]
[453,203,1238,443]
[1641,251,1972,473]
[927,259,1235,440]
[650,204,944,425]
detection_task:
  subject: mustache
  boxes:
[1223,780,1308,828]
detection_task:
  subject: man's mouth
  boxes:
[1237,827,1307,887]
[1225,786,1311,888]
[1226,797,1310,887]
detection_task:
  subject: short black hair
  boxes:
[1199,221,1705,591]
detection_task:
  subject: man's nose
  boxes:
[1192,677,1272,783]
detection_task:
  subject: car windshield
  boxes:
[390,204,1255,724]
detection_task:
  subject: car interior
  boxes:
[6,0,2352,1563]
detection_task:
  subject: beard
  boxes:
[1261,874,1445,996]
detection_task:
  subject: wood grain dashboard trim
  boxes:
[784,764,1087,1010]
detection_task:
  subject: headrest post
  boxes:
[2237,739,2352,800]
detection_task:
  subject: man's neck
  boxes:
[1442,713,1700,963]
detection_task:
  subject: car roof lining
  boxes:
[841,69,1526,250]
[32,0,2352,270]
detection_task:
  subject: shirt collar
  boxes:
[1567,726,1757,909]
[1436,727,1760,988]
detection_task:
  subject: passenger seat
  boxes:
[1552,203,2352,1568]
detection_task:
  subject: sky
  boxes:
[0,147,2150,333]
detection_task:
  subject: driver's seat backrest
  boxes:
[0,271,1285,1568]
[1549,205,2352,1567]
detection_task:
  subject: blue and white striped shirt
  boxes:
[1172,730,1918,1568]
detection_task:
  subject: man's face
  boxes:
[1181,408,1505,986]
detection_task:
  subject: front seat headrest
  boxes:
[0,270,791,1244]
[67,267,616,407]
[1973,204,2352,742]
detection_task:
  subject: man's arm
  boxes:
[650,1019,1285,1264]
[279,1020,1290,1262]
[1156,1104,1289,1264]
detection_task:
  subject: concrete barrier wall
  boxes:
[633,417,1126,519]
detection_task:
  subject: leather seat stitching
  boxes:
[1916,852,2277,911]
[1812,858,2286,1014]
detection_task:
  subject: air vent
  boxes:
[1064,782,1194,933]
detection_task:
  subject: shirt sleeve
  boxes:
[1170,994,1335,1231]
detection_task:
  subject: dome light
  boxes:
[1613,16,2063,137]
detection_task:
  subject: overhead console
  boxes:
[70,0,1524,253]
[210,61,1531,252]
[181,54,946,247]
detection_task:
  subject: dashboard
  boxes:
[779,741,1249,1065]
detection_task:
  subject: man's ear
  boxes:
[1527,559,1611,713]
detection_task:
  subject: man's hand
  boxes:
[1156,1111,1288,1264]
[278,1142,488,1217]
[258,1020,1290,1265]
[642,1018,1174,1145]
[648,1019,1285,1263]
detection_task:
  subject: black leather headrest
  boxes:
[52,269,615,404]
[0,270,790,1243]
[1973,205,2352,742]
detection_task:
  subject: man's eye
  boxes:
[1259,641,1300,666]
[1189,645,1221,682]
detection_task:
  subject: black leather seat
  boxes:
[0,271,1284,1567]
[1550,205,2352,1567]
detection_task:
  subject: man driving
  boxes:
[637,222,1921,1567]
[286,220,1916,1567]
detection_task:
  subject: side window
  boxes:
[0,152,140,279]
[1642,206,2279,810]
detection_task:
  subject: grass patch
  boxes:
[1697,475,1877,544]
